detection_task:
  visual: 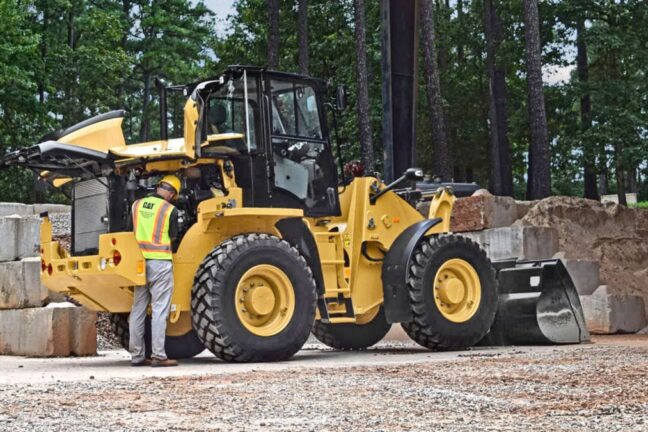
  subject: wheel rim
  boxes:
[433,258,481,323]
[235,264,295,337]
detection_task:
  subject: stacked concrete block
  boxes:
[0,303,96,356]
[0,204,96,357]
[461,226,559,261]
[561,258,600,296]
[451,195,518,232]
[580,286,647,334]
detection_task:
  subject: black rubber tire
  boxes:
[191,233,317,362]
[109,313,205,359]
[401,234,498,351]
[311,307,391,350]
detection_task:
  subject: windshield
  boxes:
[271,81,322,140]
[204,75,259,150]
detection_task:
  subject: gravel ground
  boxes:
[1,338,646,431]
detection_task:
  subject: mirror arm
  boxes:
[370,175,406,205]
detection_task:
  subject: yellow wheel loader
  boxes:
[1,67,588,362]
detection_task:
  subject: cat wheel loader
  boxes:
[0,66,588,362]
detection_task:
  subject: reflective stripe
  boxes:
[153,202,172,244]
[137,242,172,252]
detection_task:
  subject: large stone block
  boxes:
[0,303,96,357]
[0,259,47,309]
[0,217,18,262]
[451,195,518,232]
[461,226,559,261]
[0,202,33,217]
[563,259,600,296]
[49,303,97,356]
[16,215,40,259]
[580,286,647,334]
[32,203,71,215]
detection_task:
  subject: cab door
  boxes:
[265,75,340,217]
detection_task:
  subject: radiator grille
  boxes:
[73,178,109,255]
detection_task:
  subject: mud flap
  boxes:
[483,259,590,345]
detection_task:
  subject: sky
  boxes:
[202,0,236,35]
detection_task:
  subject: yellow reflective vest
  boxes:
[132,196,175,260]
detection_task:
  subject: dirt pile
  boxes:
[516,196,648,311]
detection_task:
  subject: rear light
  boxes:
[47,264,53,275]
[136,260,145,274]
[113,251,122,266]
[41,260,47,272]
[111,238,117,246]
[99,258,107,270]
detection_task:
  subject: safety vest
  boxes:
[132,196,175,260]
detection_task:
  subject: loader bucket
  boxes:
[483,259,590,345]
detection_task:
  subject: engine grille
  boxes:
[73,178,109,255]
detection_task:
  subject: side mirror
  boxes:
[404,168,424,181]
[336,85,347,111]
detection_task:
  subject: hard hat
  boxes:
[159,175,181,194]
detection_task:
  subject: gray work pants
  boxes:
[129,259,174,362]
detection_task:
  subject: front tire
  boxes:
[191,234,317,362]
[402,234,498,350]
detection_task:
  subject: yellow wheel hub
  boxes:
[235,265,295,337]
[433,259,481,323]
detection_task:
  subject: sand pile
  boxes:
[516,196,648,312]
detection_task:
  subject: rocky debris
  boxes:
[515,200,536,220]
[0,340,646,431]
[0,302,96,356]
[50,212,71,251]
[0,259,48,309]
[451,195,518,232]
[461,226,559,261]
[580,286,647,334]
[96,312,122,351]
[518,196,648,315]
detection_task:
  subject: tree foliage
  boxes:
[0,0,646,202]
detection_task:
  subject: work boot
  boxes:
[131,358,152,367]
[151,358,178,367]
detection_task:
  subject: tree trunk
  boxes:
[576,19,598,200]
[267,0,280,69]
[522,0,551,199]
[484,0,513,196]
[420,0,452,181]
[140,73,151,142]
[297,0,309,75]
[353,0,374,172]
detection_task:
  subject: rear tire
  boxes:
[109,313,204,359]
[401,234,498,350]
[312,307,391,350]
[191,233,317,362]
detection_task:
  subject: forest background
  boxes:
[0,0,646,204]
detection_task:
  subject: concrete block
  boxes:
[461,226,559,261]
[0,259,47,309]
[580,286,647,334]
[32,203,70,215]
[0,303,97,357]
[0,307,71,356]
[0,202,33,217]
[47,303,97,356]
[0,217,18,262]
[451,195,518,232]
[563,259,600,296]
[16,215,40,259]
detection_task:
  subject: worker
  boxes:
[129,175,181,367]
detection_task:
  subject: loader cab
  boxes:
[196,67,340,217]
